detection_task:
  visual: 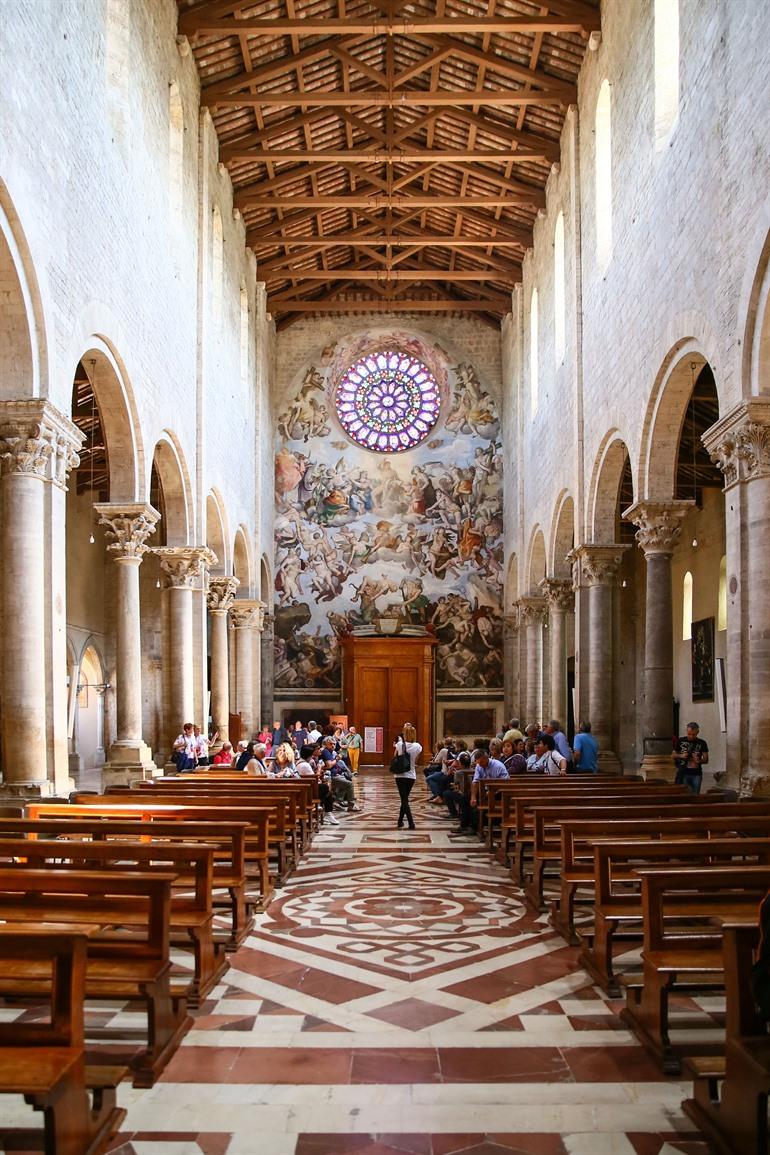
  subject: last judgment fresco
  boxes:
[274,337,504,692]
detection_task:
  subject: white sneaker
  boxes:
[325,813,340,825]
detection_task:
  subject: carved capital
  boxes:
[0,400,84,490]
[207,575,240,613]
[539,577,575,613]
[622,500,693,557]
[517,596,548,628]
[262,611,275,634]
[154,546,218,589]
[573,543,629,587]
[703,399,770,490]
[230,598,262,630]
[503,610,519,635]
[95,502,160,560]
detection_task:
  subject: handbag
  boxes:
[389,735,411,775]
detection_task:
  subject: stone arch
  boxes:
[549,491,575,578]
[206,490,230,575]
[69,339,143,501]
[504,553,519,611]
[151,433,193,546]
[527,526,547,593]
[742,223,770,397]
[233,527,253,597]
[0,177,47,396]
[259,553,273,609]
[638,339,722,500]
[588,431,632,541]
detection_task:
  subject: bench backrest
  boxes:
[636,864,770,951]
[0,927,92,1047]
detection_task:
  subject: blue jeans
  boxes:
[676,768,702,794]
[426,771,450,796]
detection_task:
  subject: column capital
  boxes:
[230,598,262,629]
[207,575,240,613]
[571,543,629,586]
[517,595,548,628]
[0,399,84,490]
[95,502,160,560]
[154,545,218,589]
[503,609,520,634]
[262,610,275,631]
[622,500,694,557]
[702,399,770,490]
[539,577,575,613]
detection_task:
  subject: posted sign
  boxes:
[364,726,383,754]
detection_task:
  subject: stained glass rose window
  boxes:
[334,350,441,453]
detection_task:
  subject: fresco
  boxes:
[274,337,503,692]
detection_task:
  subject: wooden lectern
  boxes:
[341,634,437,766]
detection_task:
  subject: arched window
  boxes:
[553,213,566,363]
[682,571,693,641]
[240,283,249,392]
[718,555,727,631]
[654,0,679,148]
[334,350,440,452]
[212,205,223,324]
[530,287,539,415]
[595,80,613,268]
[169,81,184,218]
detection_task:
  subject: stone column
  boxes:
[540,578,574,727]
[153,547,210,759]
[574,544,629,770]
[230,600,261,739]
[503,610,520,721]
[0,400,82,796]
[518,597,547,724]
[623,501,692,779]
[260,611,275,730]
[206,576,239,747]
[95,503,161,783]
[704,401,770,795]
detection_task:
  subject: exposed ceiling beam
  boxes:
[267,298,512,312]
[239,192,544,209]
[200,35,362,100]
[265,268,518,281]
[250,235,527,248]
[181,16,600,37]
[422,33,577,99]
[223,148,549,164]
[209,88,571,109]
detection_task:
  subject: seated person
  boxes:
[529,733,567,776]
[320,736,360,813]
[244,742,270,776]
[213,741,234,765]
[436,750,472,815]
[273,741,299,778]
[446,747,509,833]
[502,737,527,774]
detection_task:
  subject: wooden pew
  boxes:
[29,801,275,900]
[488,775,625,858]
[683,920,768,1155]
[579,836,770,995]
[0,816,252,947]
[0,867,191,1087]
[478,772,623,848]
[551,810,770,944]
[0,926,126,1155]
[0,838,227,1007]
[619,864,770,1073]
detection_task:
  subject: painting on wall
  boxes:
[274,334,504,693]
[691,616,715,702]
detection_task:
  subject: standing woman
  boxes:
[393,722,422,830]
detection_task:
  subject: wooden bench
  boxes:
[619,864,770,1073]
[578,836,770,995]
[0,816,252,948]
[29,801,275,902]
[550,810,770,945]
[0,837,227,1007]
[479,772,623,849]
[683,919,768,1155]
[0,867,191,1087]
[0,926,126,1155]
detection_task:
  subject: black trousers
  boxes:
[396,776,415,827]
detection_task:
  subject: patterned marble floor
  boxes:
[8,771,715,1155]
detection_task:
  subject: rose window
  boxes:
[334,350,441,453]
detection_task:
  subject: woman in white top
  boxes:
[393,721,422,830]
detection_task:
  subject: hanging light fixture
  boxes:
[88,359,97,544]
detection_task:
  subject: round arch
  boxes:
[526,526,547,593]
[504,553,519,612]
[0,178,47,396]
[206,491,230,575]
[233,527,254,598]
[71,340,143,501]
[588,432,632,542]
[259,553,273,609]
[151,433,193,547]
[742,224,770,397]
[549,491,575,578]
[638,340,722,501]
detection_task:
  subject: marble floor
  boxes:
[4,771,714,1155]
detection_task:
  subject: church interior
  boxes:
[0,0,769,1152]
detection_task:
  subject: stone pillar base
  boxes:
[597,750,623,774]
[0,779,65,800]
[738,771,770,798]
[639,754,676,782]
[103,740,159,786]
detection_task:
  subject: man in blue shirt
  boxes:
[450,749,508,834]
[572,720,599,772]
[544,720,572,770]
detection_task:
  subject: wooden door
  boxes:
[359,666,388,763]
[388,666,418,745]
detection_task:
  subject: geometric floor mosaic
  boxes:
[22,770,712,1155]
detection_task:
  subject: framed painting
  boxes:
[691,617,715,702]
